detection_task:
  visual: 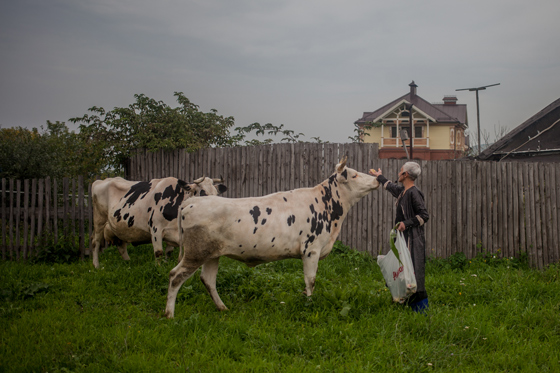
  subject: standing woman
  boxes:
[369,162,430,312]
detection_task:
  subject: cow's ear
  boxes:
[178,179,192,191]
[337,168,349,183]
[336,156,348,173]
[217,184,227,195]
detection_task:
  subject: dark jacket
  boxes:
[377,175,430,301]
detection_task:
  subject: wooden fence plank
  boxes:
[30,180,37,257]
[283,144,291,192]
[71,178,77,247]
[432,160,439,257]
[63,178,69,238]
[79,176,85,259]
[289,144,295,191]
[239,146,246,197]
[481,162,488,251]
[258,146,264,196]
[446,161,452,258]
[476,162,483,254]
[506,162,514,258]
[465,161,471,256]
[1,179,6,260]
[513,162,521,255]
[53,179,58,244]
[249,147,256,197]
[532,163,543,268]
[544,164,554,266]
[22,180,29,259]
[423,161,432,257]
[502,162,509,255]
[483,162,491,252]
[449,160,457,254]
[256,146,263,196]
[440,161,447,257]
[555,164,560,263]
[364,145,372,255]
[45,177,51,236]
[538,163,547,269]
[15,180,22,260]
[8,179,14,260]
[541,163,550,268]
[518,163,529,251]
[546,164,557,264]
[517,163,525,253]
[525,163,535,265]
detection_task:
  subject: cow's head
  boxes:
[180,177,227,197]
[334,156,380,202]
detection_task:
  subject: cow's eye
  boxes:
[352,174,358,179]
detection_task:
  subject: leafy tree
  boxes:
[1,126,49,180]
[349,122,382,143]
[70,92,238,175]
[0,121,92,180]
[233,122,310,146]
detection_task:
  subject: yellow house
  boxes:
[354,81,469,160]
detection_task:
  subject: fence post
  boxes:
[30,179,37,258]
[53,179,58,244]
[79,176,85,260]
[23,179,30,260]
[37,179,44,254]
[15,180,22,260]
[1,178,6,260]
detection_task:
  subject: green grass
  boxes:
[1,243,559,372]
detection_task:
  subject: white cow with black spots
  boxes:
[91,176,227,268]
[165,158,379,318]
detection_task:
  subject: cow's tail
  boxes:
[177,206,184,262]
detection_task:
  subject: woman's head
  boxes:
[401,162,421,181]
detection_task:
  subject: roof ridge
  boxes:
[478,97,560,159]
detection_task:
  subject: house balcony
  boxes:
[381,137,429,148]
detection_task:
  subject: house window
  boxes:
[414,126,423,138]
[391,126,397,138]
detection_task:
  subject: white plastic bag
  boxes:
[377,227,417,303]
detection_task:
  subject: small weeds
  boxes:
[31,231,81,264]
[331,240,373,264]
[0,281,50,301]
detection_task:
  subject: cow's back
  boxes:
[107,177,187,245]
[180,187,342,263]
[92,177,136,221]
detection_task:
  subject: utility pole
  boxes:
[456,83,500,155]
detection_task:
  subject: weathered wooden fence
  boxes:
[1,177,90,261]
[128,143,560,267]
[2,143,560,268]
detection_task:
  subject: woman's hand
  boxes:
[369,168,382,177]
[397,222,406,231]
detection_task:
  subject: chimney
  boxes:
[409,81,418,97]
[443,95,458,105]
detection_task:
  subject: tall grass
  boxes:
[1,242,559,372]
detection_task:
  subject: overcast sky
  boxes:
[1,0,559,144]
